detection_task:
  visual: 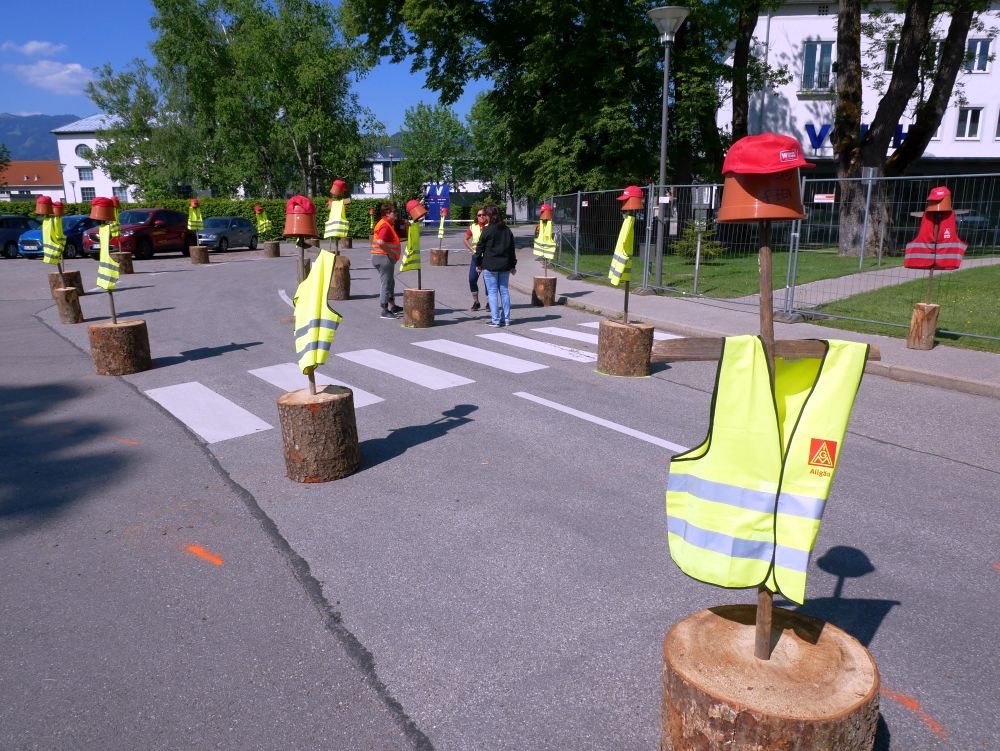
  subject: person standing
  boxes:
[475,204,516,327]
[371,203,402,318]
[464,208,488,310]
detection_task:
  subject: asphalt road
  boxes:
[2,240,998,750]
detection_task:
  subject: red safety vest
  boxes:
[904,212,966,270]
[371,218,401,261]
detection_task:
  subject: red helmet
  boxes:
[92,196,113,207]
[722,134,815,176]
[254,204,263,213]
[285,195,316,214]
[540,202,553,212]
[406,199,428,220]
[190,198,199,207]
[330,178,348,196]
[35,195,53,215]
[616,186,643,201]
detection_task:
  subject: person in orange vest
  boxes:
[371,202,402,318]
[463,206,489,311]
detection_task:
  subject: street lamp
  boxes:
[69,180,77,203]
[645,5,689,291]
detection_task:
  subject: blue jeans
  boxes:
[468,253,481,295]
[482,270,510,324]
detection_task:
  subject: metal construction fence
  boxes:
[551,172,1000,343]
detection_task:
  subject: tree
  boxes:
[0,143,11,185]
[394,103,470,202]
[467,93,520,206]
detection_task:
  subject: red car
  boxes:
[84,208,196,260]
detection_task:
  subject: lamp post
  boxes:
[644,5,689,293]
[69,180,77,203]
[58,162,65,201]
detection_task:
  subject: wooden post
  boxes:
[111,251,134,274]
[53,287,84,324]
[907,303,940,350]
[755,219,775,661]
[342,236,352,249]
[532,276,557,306]
[262,241,280,258]
[88,320,152,375]
[277,386,360,483]
[329,255,351,300]
[403,288,435,328]
[431,247,449,266]
[107,291,118,325]
[297,238,306,282]
[189,245,210,264]
[49,270,83,298]
[623,280,631,323]
[597,320,654,377]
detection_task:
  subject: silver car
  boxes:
[196,216,257,251]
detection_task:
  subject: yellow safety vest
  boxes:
[292,249,343,373]
[42,217,63,265]
[188,206,204,231]
[399,221,422,272]
[533,219,556,260]
[437,213,446,239]
[109,206,121,239]
[608,215,634,286]
[468,222,483,253]
[256,211,273,235]
[95,224,120,291]
[324,199,349,239]
[666,335,868,605]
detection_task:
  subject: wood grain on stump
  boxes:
[532,276,557,306]
[189,245,210,264]
[54,287,84,324]
[907,303,939,350]
[277,386,360,483]
[661,605,879,751]
[341,236,353,249]
[329,255,351,300]
[111,251,134,274]
[49,270,84,297]
[430,248,448,266]
[87,320,152,376]
[263,241,280,258]
[403,288,435,328]
[597,320,653,377]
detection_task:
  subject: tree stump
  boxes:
[111,251,134,274]
[329,255,351,300]
[49,270,84,297]
[87,320,152,376]
[597,320,653,377]
[431,248,448,266]
[532,276,557,306]
[263,241,280,258]
[907,302,940,350]
[189,245,210,264]
[341,236,353,249]
[403,288,435,328]
[277,386,360,483]
[54,287,84,324]
[307,238,321,249]
[661,605,879,751]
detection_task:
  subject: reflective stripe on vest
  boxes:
[371,218,401,260]
[292,249,343,372]
[399,221,422,272]
[42,217,63,265]
[533,219,556,260]
[256,213,273,234]
[95,224,120,290]
[608,215,634,286]
[324,199,349,239]
[188,207,204,230]
[665,335,868,604]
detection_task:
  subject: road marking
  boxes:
[513,391,687,452]
[109,436,140,446]
[336,349,475,390]
[184,544,224,566]
[532,326,598,345]
[279,289,293,308]
[248,363,384,407]
[144,382,272,443]
[579,321,680,340]
[881,688,948,741]
[412,339,547,373]
[477,332,597,362]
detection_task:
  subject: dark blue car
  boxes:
[18,215,101,260]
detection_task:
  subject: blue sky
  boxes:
[0,1,488,133]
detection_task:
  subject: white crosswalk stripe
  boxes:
[578,321,679,340]
[477,332,597,362]
[144,382,272,443]
[531,326,598,345]
[337,349,475,390]
[412,339,547,373]
[248,363,385,407]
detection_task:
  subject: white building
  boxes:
[718,1,1000,173]
[51,114,135,203]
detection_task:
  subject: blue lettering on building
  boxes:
[805,123,908,149]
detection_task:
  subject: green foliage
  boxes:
[669,219,727,261]
[0,142,11,179]
[396,103,471,193]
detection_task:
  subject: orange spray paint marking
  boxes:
[184,545,224,566]
[881,687,948,741]
[110,436,140,446]
[992,563,1000,570]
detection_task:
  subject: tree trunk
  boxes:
[277,386,360,483]
[731,2,762,141]
[88,320,152,376]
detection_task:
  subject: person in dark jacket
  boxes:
[474,204,516,327]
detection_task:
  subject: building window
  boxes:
[80,187,96,201]
[965,39,990,72]
[995,111,1000,139]
[956,107,982,139]
[113,186,128,201]
[802,41,834,91]
[817,5,829,16]
[373,163,385,183]
[74,144,91,158]
[78,167,94,180]
[884,41,898,70]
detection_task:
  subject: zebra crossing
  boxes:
[142,320,680,447]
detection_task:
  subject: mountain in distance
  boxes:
[0,113,80,160]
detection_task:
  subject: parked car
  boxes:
[954,213,1000,249]
[83,208,195,260]
[1,215,40,258]
[196,216,257,251]
[18,215,101,259]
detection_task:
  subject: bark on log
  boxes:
[263,241,280,258]
[403,288,435,328]
[597,320,653,377]
[189,245,210,264]
[306,238,321,249]
[907,303,940,350]
[111,251,134,274]
[661,605,879,751]
[341,236,353,249]
[532,276,557,306]
[49,270,83,297]
[87,320,152,376]
[430,248,449,266]
[329,255,351,301]
[54,287,84,324]
[277,386,360,483]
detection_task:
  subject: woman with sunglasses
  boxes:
[463,207,489,311]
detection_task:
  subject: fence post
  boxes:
[635,183,656,294]
[858,166,875,270]
[569,190,582,280]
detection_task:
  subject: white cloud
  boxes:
[1,40,68,56]
[7,60,93,96]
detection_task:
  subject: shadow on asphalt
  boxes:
[87,307,176,322]
[359,404,477,471]
[153,341,263,368]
